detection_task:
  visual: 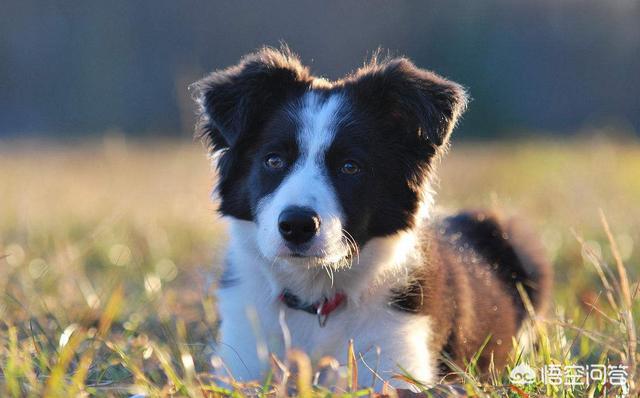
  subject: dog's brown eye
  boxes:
[265,154,286,170]
[340,161,361,175]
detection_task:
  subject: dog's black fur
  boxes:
[195,49,467,242]
[195,47,551,380]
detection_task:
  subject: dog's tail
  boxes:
[444,210,553,320]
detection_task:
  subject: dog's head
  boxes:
[194,47,467,268]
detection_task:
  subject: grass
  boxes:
[0,135,638,397]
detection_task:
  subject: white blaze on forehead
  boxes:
[297,92,344,161]
[281,92,344,208]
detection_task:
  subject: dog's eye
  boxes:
[340,161,361,175]
[264,154,286,170]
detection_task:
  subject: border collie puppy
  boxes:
[194,47,551,388]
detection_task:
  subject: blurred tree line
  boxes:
[1,0,639,139]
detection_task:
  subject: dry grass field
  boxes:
[0,136,638,397]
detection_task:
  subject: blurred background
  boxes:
[1,2,639,394]
[2,0,639,140]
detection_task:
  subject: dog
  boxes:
[193,47,551,389]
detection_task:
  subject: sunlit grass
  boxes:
[0,135,638,396]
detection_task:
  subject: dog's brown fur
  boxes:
[390,210,552,373]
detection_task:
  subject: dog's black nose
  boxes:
[278,206,320,245]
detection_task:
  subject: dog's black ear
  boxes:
[348,57,468,149]
[193,47,312,152]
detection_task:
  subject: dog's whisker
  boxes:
[323,264,335,287]
[341,228,360,266]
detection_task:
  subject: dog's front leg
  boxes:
[214,286,270,382]
[348,312,438,392]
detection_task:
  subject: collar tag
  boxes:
[279,290,346,327]
[317,300,329,327]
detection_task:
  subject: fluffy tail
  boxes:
[444,210,553,319]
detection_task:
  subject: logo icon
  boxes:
[510,363,537,385]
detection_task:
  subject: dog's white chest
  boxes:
[213,221,436,388]
[216,277,436,388]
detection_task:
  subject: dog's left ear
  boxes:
[348,58,468,149]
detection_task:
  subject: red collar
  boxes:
[279,290,347,327]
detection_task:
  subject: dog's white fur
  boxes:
[216,220,435,388]
[213,93,436,388]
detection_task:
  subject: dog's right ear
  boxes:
[193,47,312,152]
